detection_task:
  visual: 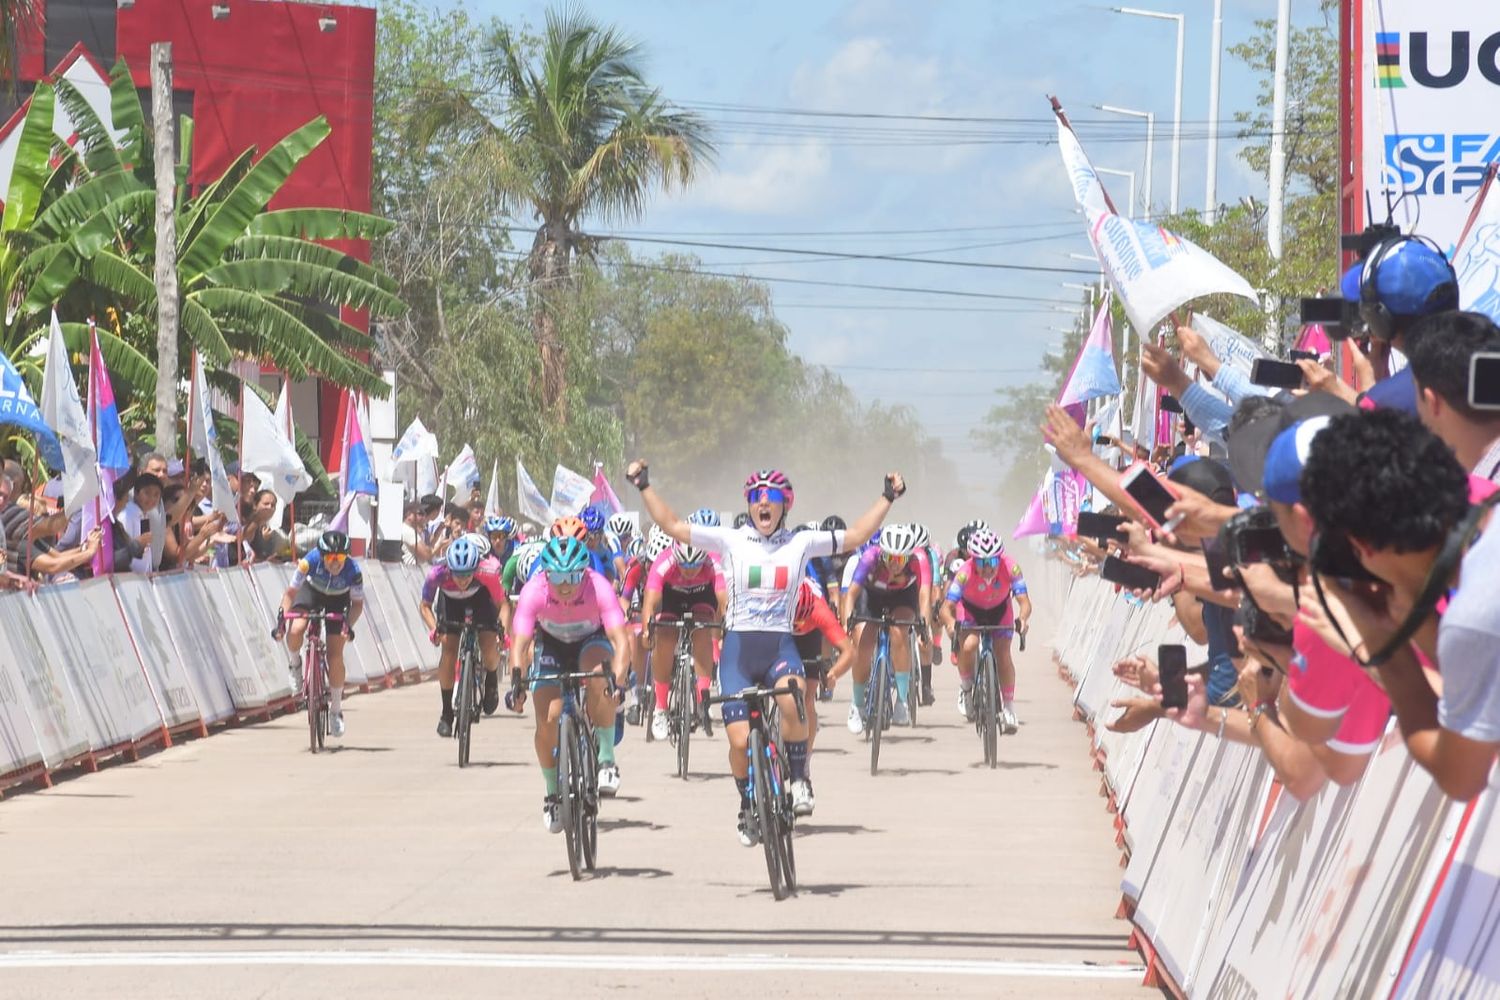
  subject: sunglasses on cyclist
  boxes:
[324,553,347,569]
[748,487,787,505]
[975,556,1001,570]
[546,569,585,586]
[881,552,909,565]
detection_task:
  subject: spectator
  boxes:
[240,489,283,563]
[1405,310,1500,483]
[119,473,166,573]
[401,501,433,566]
[1298,408,1497,799]
[466,497,485,530]
[419,493,444,544]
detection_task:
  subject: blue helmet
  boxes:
[446,536,482,574]
[688,507,720,527]
[484,514,515,537]
[580,505,607,533]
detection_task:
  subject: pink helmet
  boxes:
[743,469,794,510]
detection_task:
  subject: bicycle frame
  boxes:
[533,667,614,881]
[958,622,1012,768]
[284,609,344,754]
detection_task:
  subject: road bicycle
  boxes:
[278,609,344,754]
[647,613,722,779]
[849,611,922,776]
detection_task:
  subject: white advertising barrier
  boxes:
[31,580,164,751]
[0,590,90,767]
[214,569,296,702]
[185,571,273,711]
[361,562,426,676]
[0,607,43,777]
[150,572,237,724]
[111,574,204,731]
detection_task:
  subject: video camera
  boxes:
[1297,222,1404,341]
[1220,507,1296,571]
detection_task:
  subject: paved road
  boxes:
[0,619,1144,999]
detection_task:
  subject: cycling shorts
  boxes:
[858,581,920,620]
[660,585,717,619]
[717,630,804,725]
[436,587,501,635]
[956,598,1014,632]
[293,583,350,617]
[530,628,612,691]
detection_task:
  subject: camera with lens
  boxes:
[1220,508,1296,569]
[1235,594,1294,647]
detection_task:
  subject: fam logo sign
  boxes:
[1383,133,1500,197]
[1376,30,1500,89]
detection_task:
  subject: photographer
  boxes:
[1405,310,1500,484]
[1298,408,1499,800]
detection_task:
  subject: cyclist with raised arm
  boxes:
[844,523,933,732]
[790,579,855,814]
[640,534,727,742]
[277,531,364,738]
[508,536,632,831]
[939,527,1031,732]
[420,535,511,736]
[627,461,904,843]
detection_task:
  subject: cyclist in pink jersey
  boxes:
[640,538,727,742]
[939,527,1031,732]
[844,522,933,730]
[420,535,511,737]
[507,537,632,832]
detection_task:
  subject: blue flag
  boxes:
[0,350,63,469]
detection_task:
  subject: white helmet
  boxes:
[968,528,1004,559]
[463,530,492,558]
[607,512,634,538]
[878,523,919,558]
[516,540,545,579]
[963,518,990,533]
[646,529,672,563]
[909,523,931,548]
[673,542,707,566]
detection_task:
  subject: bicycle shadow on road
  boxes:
[794,823,882,837]
[965,760,1058,771]
[546,866,673,880]
[599,818,669,833]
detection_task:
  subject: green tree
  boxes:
[405,7,713,419]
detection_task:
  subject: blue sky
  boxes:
[453,0,1328,510]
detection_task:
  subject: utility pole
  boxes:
[151,42,180,452]
[1265,0,1291,347]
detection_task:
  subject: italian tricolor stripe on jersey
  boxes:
[746,565,790,589]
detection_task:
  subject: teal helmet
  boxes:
[540,535,590,574]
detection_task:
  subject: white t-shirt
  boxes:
[120,501,156,573]
[400,523,420,567]
[690,524,843,632]
[1437,514,1500,742]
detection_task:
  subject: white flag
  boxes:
[484,458,501,517]
[1126,341,1159,451]
[1454,166,1500,324]
[515,458,551,525]
[415,455,438,497]
[390,416,439,465]
[190,353,239,522]
[1054,105,1258,335]
[38,311,101,516]
[1195,314,1271,377]
[241,383,310,504]
[443,444,478,498]
[550,463,594,520]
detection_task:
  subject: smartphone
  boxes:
[1100,555,1162,592]
[1119,463,1182,533]
[1469,352,1500,410]
[1201,538,1238,591]
[1160,394,1185,414]
[1289,349,1319,364]
[1250,358,1305,389]
[1076,511,1128,542]
[1158,644,1188,710]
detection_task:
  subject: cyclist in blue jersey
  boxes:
[580,505,617,583]
[606,511,635,580]
[485,514,518,567]
[277,531,364,737]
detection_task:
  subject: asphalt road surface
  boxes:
[0,618,1145,999]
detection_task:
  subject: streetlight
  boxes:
[1097,104,1155,218]
[1112,6,1184,215]
[1096,167,1136,221]
[1206,0,1224,221]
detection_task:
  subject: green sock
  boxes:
[895,672,911,701]
[596,728,615,765]
[852,682,868,708]
[542,767,558,796]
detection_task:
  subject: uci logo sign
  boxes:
[1378,31,1500,89]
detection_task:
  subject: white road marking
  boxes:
[0,949,1144,979]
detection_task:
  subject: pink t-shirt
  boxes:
[851,547,932,592]
[644,550,725,596]
[1286,619,1391,753]
[511,569,624,643]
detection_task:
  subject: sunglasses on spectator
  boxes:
[547,569,585,586]
[748,488,787,505]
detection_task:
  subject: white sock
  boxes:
[331,687,343,715]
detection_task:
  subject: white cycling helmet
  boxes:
[463,530,492,558]
[968,528,1004,559]
[646,529,672,563]
[910,523,931,548]
[516,540,545,580]
[607,512,634,538]
[878,523,919,558]
[673,542,707,566]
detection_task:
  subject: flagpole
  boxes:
[283,377,296,548]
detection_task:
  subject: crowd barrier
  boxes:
[0,560,437,796]
[1046,562,1499,999]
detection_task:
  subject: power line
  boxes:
[599,234,1099,274]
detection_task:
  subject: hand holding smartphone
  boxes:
[1119,463,1184,534]
[1158,644,1188,710]
[1250,358,1305,389]
[1101,555,1162,592]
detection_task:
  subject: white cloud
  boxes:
[668,141,833,216]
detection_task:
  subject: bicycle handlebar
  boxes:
[706,681,807,725]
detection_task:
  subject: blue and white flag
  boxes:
[1057,293,1122,409]
[515,458,551,525]
[0,345,62,469]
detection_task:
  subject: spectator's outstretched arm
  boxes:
[1040,405,1140,520]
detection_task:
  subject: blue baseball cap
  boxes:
[1339,239,1458,317]
[1262,416,1335,505]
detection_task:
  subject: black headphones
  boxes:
[1358,235,1458,340]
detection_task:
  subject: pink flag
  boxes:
[590,462,623,514]
[84,324,130,575]
[1294,324,1332,357]
[1013,475,1052,539]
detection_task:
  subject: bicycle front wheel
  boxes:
[559,713,584,880]
[869,649,889,776]
[906,630,922,727]
[751,729,788,900]
[674,652,693,779]
[580,720,598,871]
[457,651,477,768]
[978,647,999,768]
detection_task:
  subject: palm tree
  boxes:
[408,8,712,418]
